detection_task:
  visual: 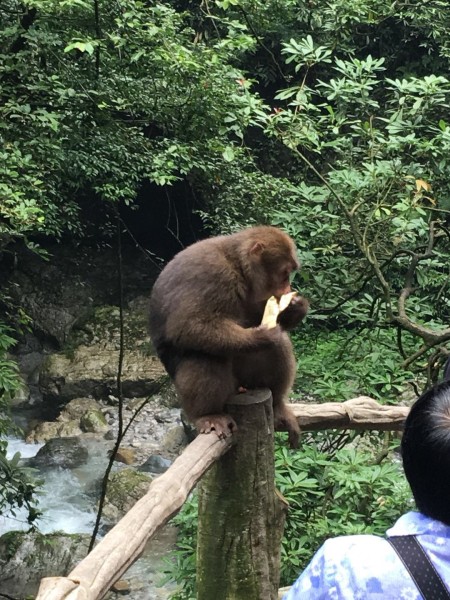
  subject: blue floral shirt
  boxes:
[283,512,450,600]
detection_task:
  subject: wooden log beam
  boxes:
[289,396,409,432]
[35,432,234,600]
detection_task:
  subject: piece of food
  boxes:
[261,292,297,328]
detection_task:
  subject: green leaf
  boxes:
[222,146,235,162]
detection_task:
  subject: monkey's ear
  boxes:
[249,241,265,256]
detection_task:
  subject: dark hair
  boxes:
[443,357,450,381]
[401,380,450,525]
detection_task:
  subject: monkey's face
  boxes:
[265,255,298,299]
[272,260,297,298]
[249,243,299,302]
[243,227,300,303]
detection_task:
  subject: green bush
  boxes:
[276,432,411,585]
[0,321,21,441]
[291,327,419,403]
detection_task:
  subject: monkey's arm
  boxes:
[166,315,280,356]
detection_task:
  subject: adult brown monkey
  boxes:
[149,226,309,447]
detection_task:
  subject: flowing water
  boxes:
[1,436,177,599]
[1,436,103,534]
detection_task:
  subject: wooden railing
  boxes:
[35,393,408,600]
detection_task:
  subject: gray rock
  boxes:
[0,531,90,597]
[6,260,95,347]
[26,420,83,443]
[30,437,89,469]
[103,469,152,522]
[160,426,189,456]
[39,345,167,402]
[139,455,172,474]
[80,409,109,433]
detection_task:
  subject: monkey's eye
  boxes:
[282,271,291,284]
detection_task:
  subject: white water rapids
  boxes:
[1,436,106,535]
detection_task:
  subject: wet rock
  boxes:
[26,420,83,443]
[10,375,31,408]
[0,531,90,597]
[30,437,89,469]
[139,454,172,474]
[13,334,49,406]
[103,469,152,521]
[160,426,189,456]
[114,447,137,465]
[80,409,109,433]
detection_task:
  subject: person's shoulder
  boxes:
[321,534,397,576]
[283,535,394,600]
[322,533,387,553]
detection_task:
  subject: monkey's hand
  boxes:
[253,323,286,347]
[195,414,238,440]
[277,295,309,331]
[274,404,301,449]
[262,292,297,328]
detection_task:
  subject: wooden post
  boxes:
[196,389,287,600]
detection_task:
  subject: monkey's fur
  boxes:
[149,226,309,447]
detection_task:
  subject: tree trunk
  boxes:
[197,389,288,600]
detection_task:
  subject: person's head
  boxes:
[401,380,450,525]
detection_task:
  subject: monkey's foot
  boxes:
[274,405,301,449]
[195,414,238,440]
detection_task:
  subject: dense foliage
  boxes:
[201,0,450,392]
[1,0,271,243]
[1,0,273,522]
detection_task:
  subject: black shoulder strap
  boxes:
[387,535,450,600]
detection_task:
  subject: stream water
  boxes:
[1,436,177,599]
[1,436,102,534]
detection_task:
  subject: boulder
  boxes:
[80,409,109,433]
[26,420,83,443]
[161,425,189,456]
[59,397,103,420]
[5,258,95,347]
[26,398,109,442]
[113,447,137,465]
[0,531,90,597]
[139,454,172,474]
[103,469,152,521]
[29,437,89,469]
[40,345,166,402]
